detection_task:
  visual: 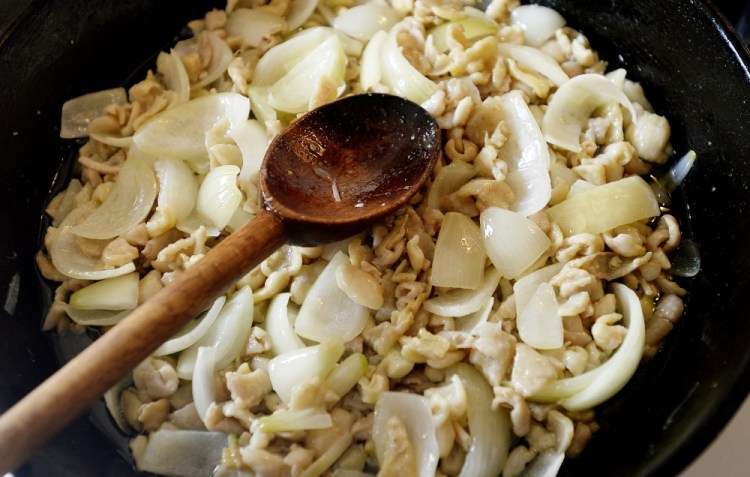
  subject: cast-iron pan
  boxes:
[1,0,749,475]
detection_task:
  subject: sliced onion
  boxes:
[228,119,268,189]
[542,74,637,153]
[295,252,369,343]
[286,0,320,30]
[545,176,660,236]
[156,49,190,105]
[226,8,286,48]
[498,43,568,86]
[66,307,132,327]
[175,30,233,90]
[332,3,401,41]
[253,27,335,87]
[530,283,646,410]
[135,430,228,477]
[380,21,438,105]
[663,149,697,193]
[493,91,551,216]
[267,34,347,114]
[513,263,564,314]
[480,207,550,279]
[256,408,333,432]
[428,14,498,53]
[511,4,566,48]
[423,266,501,317]
[48,179,82,227]
[71,154,157,239]
[517,282,563,350]
[193,346,217,424]
[451,363,511,477]
[426,160,477,210]
[103,376,133,433]
[267,340,345,403]
[359,30,387,91]
[177,286,255,379]
[326,353,369,400]
[265,292,305,356]
[196,165,243,230]
[88,131,133,148]
[154,158,198,225]
[454,296,493,334]
[50,208,137,280]
[372,392,438,477]
[567,179,595,197]
[247,86,277,125]
[154,295,226,356]
[430,212,486,289]
[68,272,139,310]
[60,87,127,139]
[133,92,250,166]
[300,432,354,477]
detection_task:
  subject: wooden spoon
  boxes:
[0,92,440,472]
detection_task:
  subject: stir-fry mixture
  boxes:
[37,0,693,476]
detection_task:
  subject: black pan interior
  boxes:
[1,0,750,476]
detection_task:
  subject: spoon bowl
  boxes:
[0,93,440,473]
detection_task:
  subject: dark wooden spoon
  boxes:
[0,92,440,472]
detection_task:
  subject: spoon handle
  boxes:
[0,209,287,473]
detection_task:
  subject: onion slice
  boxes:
[175,30,233,90]
[426,160,477,210]
[424,266,501,317]
[542,74,637,153]
[516,282,563,350]
[372,392,438,477]
[267,340,345,403]
[68,272,139,310]
[264,292,305,356]
[156,49,190,105]
[225,8,286,48]
[359,30,387,91]
[332,3,401,41]
[256,408,333,432]
[498,43,569,86]
[65,307,132,327]
[196,165,243,230]
[154,295,226,356]
[193,346,217,424]
[511,4,566,48]
[529,283,646,411]
[60,87,127,139]
[545,175,660,236]
[71,154,157,239]
[295,252,369,343]
[154,158,198,226]
[451,363,511,477]
[135,430,227,477]
[380,21,438,105]
[431,212,486,289]
[480,207,550,280]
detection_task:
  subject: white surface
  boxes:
[680,395,750,476]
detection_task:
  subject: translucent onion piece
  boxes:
[295,252,369,343]
[300,432,354,477]
[153,295,226,356]
[71,155,157,239]
[253,27,334,87]
[88,132,133,149]
[267,35,346,114]
[431,212,486,289]
[542,74,637,153]
[567,179,596,197]
[381,21,438,105]
[176,30,233,90]
[423,266,501,317]
[513,263,564,315]
[265,292,305,356]
[225,8,286,48]
[60,87,127,139]
[511,4,566,47]
[196,165,242,230]
[332,3,401,40]
[133,92,250,165]
[228,119,268,188]
[256,408,333,432]
[65,307,132,327]
[493,91,551,216]
[286,0,320,30]
[429,15,498,53]
[359,30,387,91]
[451,363,511,477]
[48,179,82,227]
[193,346,217,424]
[663,149,697,193]
[156,49,190,105]
[154,158,198,224]
[372,392,438,477]
[177,286,254,379]
[530,283,645,411]
[326,353,369,400]
[50,208,137,280]
[426,160,477,210]
[498,43,568,86]
[136,430,227,477]
[545,176,660,236]
[517,282,563,350]
[480,207,550,279]
[247,86,277,125]
[267,340,345,403]
[68,272,139,310]
[454,296,493,334]
[103,377,133,433]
